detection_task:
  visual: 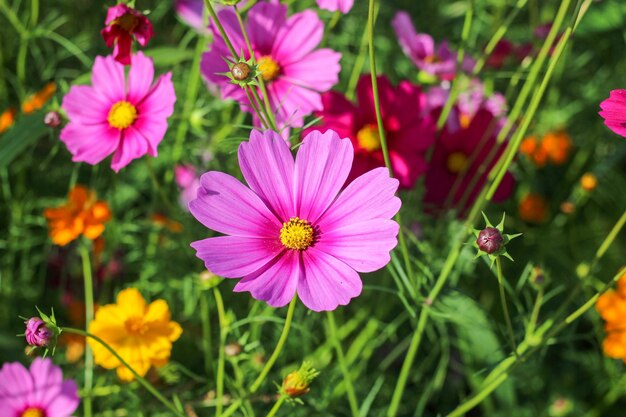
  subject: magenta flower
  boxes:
[306,74,436,190]
[101,4,153,65]
[60,52,176,172]
[25,318,53,347]
[0,358,79,417]
[317,0,354,13]
[392,11,474,80]
[599,90,626,138]
[189,129,400,311]
[201,1,341,127]
[175,0,249,32]
[175,164,201,210]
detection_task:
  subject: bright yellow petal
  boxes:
[144,300,171,323]
[116,288,147,317]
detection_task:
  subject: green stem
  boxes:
[595,209,626,261]
[204,0,238,58]
[200,290,214,382]
[78,243,94,417]
[326,312,360,417]
[62,327,186,417]
[214,287,227,417]
[222,399,244,417]
[266,395,287,417]
[495,257,518,355]
[249,296,297,393]
[346,20,371,101]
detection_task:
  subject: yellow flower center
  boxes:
[115,13,139,32]
[459,113,472,129]
[21,408,45,417]
[280,217,314,251]
[257,56,280,82]
[446,152,468,174]
[356,124,381,152]
[124,316,148,335]
[108,101,137,130]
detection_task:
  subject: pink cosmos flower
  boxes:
[599,90,626,138]
[189,129,401,311]
[60,52,176,172]
[101,4,153,65]
[0,358,79,417]
[317,0,354,13]
[423,109,515,213]
[25,317,54,347]
[306,75,436,190]
[392,11,474,80]
[175,0,249,32]
[200,1,341,128]
[175,164,201,210]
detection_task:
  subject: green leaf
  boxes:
[0,111,48,168]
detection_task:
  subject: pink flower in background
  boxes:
[201,1,341,128]
[392,11,474,80]
[317,0,354,13]
[60,52,176,172]
[0,358,79,417]
[175,0,249,32]
[423,109,515,213]
[175,164,201,210]
[189,129,400,311]
[101,4,153,65]
[307,75,436,189]
[599,90,626,138]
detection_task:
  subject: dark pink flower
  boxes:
[423,109,515,213]
[599,90,626,138]
[392,11,474,80]
[201,1,341,128]
[25,317,54,347]
[101,4,153,65]
[306,75,436,189]
[189,129,400,311]
[485,39,515,69]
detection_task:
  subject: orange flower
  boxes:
[44,185,111,246]
[541,130,572,165]
[22,82,57,114]
[596,272,626,361]
[520,136,538,156]
[518,193,549,224]
[580,173,597,192]
[0,107,16,134]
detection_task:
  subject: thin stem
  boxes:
[204,0,238,58]
[214,287,227,417]
[200,291,214,383]
[62,327,186,417]
[495,257,518,355]
[326,312,360,417]
[79,243,94,417]
[222,399,244,417]
[266,395,287,417]
[346,21,371,101]
[595,209,626,261]
[249,296,297,393]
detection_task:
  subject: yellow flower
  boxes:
[88,288,183,381]
[596,272,626,362]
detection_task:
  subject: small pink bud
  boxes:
[25,317,53,347]
[476,227,504,254]
[44,111,62,128]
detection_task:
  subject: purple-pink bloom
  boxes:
[101,4,153,66]
[175,164,201,210]
[189,129,401,311]
[599,90,626,138]
[175,0,249,32]
[0,358,79,417]
[200,1,341,128]
[317,0,354,13]
[25,318,53,347]
[392,11,474,80]
[60,52,176,172]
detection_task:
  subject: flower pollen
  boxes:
[280,217,315,250]
[257,56,280,82]
[21,408,45,417]
[447,151,468,173]
[124,316,148,336]
[108,101,137,129]
[356,124,381,151]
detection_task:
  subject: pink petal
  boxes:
[317,167,400,230]
[298,247,362,311]
[110,127,149,172]
[294,130,353,223]
[191,236,282,278]
[127,52,155,103]
[91,55,126,103]
[234,250,300,307]
[0,361,34,409]
[272,10,323,65]
[210,9,246,59]
[136,72,176,119]
[60,122,120,166]
[316,219,399,273]
[317,0,354,13]
[189,171,282,238]
[30,358,63,406]
[112,33,133,65]
[61,85,110,126]
[45,380,80,417]
[247,1,287,54]
[238,130,295,221]
[281,49,341,92]
[269,81,322,128]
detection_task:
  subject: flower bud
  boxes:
[476,227,504,254]
[580,173,597,192]
[231,62,251,81]
[225,342,242,357]
[44,111,62,128]
[281,361,319,398]
[25,317,54,347]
